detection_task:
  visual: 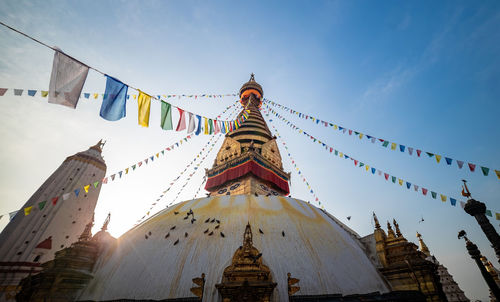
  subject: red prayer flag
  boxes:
[176,108,186,131]
[422,188,428,195]
[416,149,421,157]
[468,163,476,172]
[384,173,389,180]
[52,197,59,205]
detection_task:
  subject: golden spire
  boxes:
[373,212,381,229]
[243,222,253,249]
[79,214,94,242]
[416,232,431,257]
[393,219,402,237]
[481,256,500,281]
[387,221,396,239]
[101,212,111,232]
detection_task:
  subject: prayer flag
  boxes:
[84,185,90,193]
[52,197,59,205]
[209,119,214,134]
[495,170,500,180]
[457,160,464,169]
[392,176,396,183]
[214,120,220,134]
[74,188,80,196]
[416,149,422,157]
[125,168,129,174]
[137,90,151,127]
[435,154,442,163]
[41,91,48,97]
[496,213,500,220]
[160,101,173,130]
[440,194,446,202]
[391,143,397,150]
[48,51,89,108]
[38,201,47,210]
[62,193,71,200]
[468,163,476,172]
[485,210,492,217]
[426,152,434,158]
[384,173,389,180]
[408,147,413,155]
[132,164,137,170]
[204,118,209,134]
[460,201,466,208]
[450,198,456,206]
[93,181,99,188]
[399,145,405,152]
[382,141,389,147]
[431,191,437,199]
[100,76,128,121]
[197,117,207,136]
[398,179,403,186]
[187,112,196,133]
[28,90,36,96]
[406,182,411,189]
[9,211,18,221]
[0,88,7,96]
[481,166,490,176]
[422,188,428,195]
[93,93,98,99]
[24,206,33,216]
[14,89,23,96]
[84,93,90,98]
[445,157,453,165]
[414,184,419,191]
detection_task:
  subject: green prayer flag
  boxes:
[160,101,173,130]
[38,201,47,210]
[93,181,99,188]
[481,166,490,176]
[209,119,214,134]
[431,191,437,199]
[132,164,136,170]
[486,210,492,217]
[382,141,389,147]
[391,176,396,183]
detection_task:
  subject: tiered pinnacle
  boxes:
[205,75,290,196]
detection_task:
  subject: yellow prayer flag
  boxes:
[496,213,500,220]
[398,179,403,186]
[24,206,33,216]
[133,94,137,100]
[84,185,90,193]
[435,154,442,163]
[366,165,370,171]
[359,133,364,139]
[334,125,338,130]
[41,91,48,97]
[156,153,159,158]
[162,95,167,98]
[125,168,129,174]
[93,93,98,99]
[495,170,500,180]
[391,143,397,150]
[440,194,446,202]
[204,118,209,134]
[339,152,343,158]
[137,90,151,127]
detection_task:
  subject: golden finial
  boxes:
[416,232,430,257]
[243,222,253,248]
[461,179,471,199]
[373,212,381,229]
[101,212,111,232]
[387,221,396,239]
[79,213,94,241]
[393,219,402,237]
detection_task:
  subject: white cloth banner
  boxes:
[48,51,89,109]
[187,112,196,133]
[9,210,19,221]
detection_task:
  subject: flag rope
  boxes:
[262,106,500,219]
[264,98,499,180]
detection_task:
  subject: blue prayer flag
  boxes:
[400,145,405,152]
[445,157,453,165]
[450,198,456,206]
[28,90,37,96]
[406,182,411,189]
[371,168,376,174]
[74,189,80,197]
[195,115,202,135]
[84,93,90,98]
[100,76,128,121]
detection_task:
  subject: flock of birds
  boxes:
[143,207,287,246]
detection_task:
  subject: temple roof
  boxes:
[78,195,389,301]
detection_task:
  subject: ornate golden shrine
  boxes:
[215,223,277,302]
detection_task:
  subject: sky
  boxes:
[0,0,499,300]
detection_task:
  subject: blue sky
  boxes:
[1,1,499,300]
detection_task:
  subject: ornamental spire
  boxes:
[416,232,431,257]
[79,214,94,242]
[373,212,381,229]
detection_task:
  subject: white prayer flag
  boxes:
[187,112,196,133]
[62,193,71,200]
[48,51,89,109]
[9,210,19,221]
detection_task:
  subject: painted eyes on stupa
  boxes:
[218,188,227,194]
[230,183,240,190]
[271,191,278,196]
[259,184,269,191]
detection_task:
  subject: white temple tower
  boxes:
[0,140,106,300]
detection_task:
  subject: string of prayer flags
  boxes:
[262,106,499,217]
[264,99,498,180]
[187,112,196,133]
[137,90,151,127]
[48,51,89,109]
[100,76,128,121]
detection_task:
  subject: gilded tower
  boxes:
[205,74,290,196]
